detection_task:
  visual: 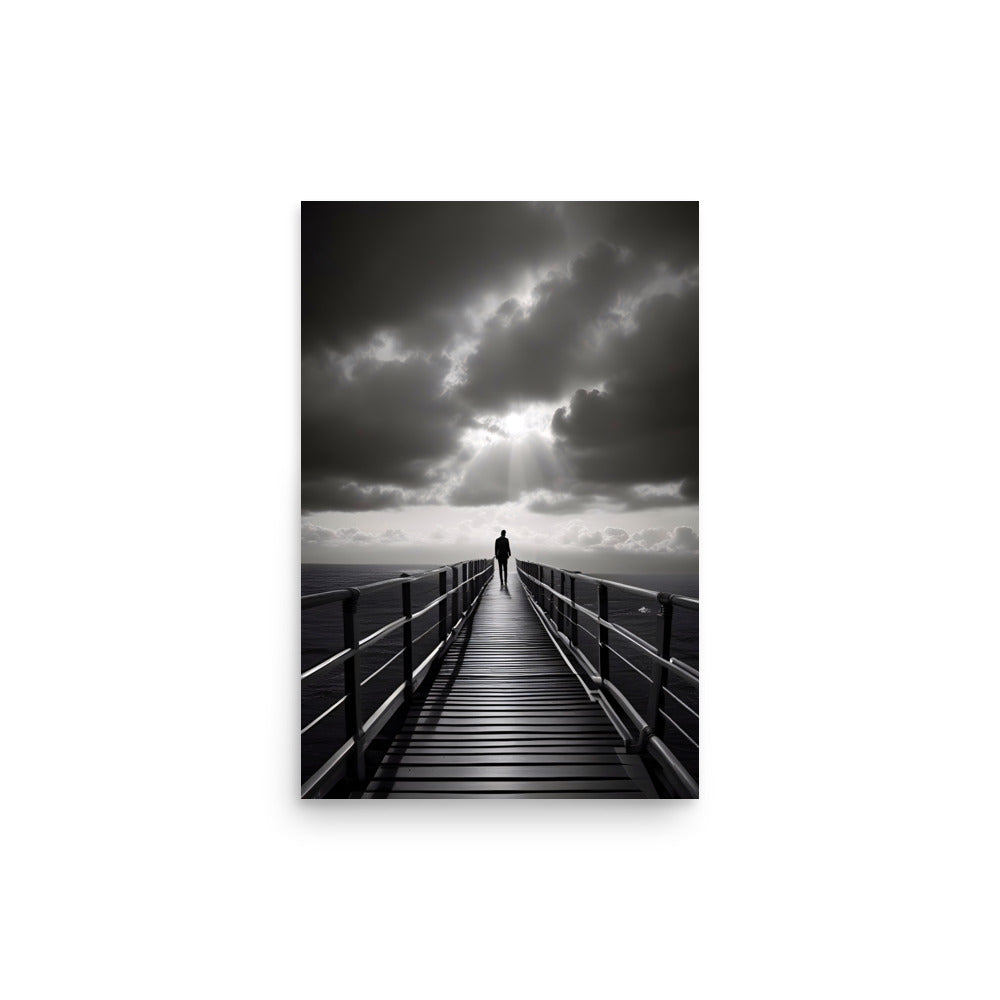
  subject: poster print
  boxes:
[301,203,698,798]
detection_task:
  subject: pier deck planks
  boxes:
[363,570,657,798]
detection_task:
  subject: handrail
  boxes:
[516,558,699,797]
[301,558,494,797]
[301,564,468,609]
[521,567,699,684]
[300,571,487,681]
[544,568,700,611]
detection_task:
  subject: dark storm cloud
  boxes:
[300,479,407,514]
[524,492,591,515]
[523,476,698,515]
[301,202,698,514]
[566,202,699,271]
[621,477,699,508]
[551,289,698,491]
[301,352,463,490]
[302,202,567,354]
[458,241,655,411]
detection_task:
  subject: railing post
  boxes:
[342,589,365,784]
[646,594,674,746]
[438,569,447,643]
[658,591,673,688]
[462,562,469,613]
[660,591,673,685]
[401,577,413,702]
[559,571,566,634]
[569,574,578,647]
[644,658,664,751]
[598,582,610,684]
[451,564,459,630]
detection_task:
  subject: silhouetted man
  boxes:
[494,529,511,586]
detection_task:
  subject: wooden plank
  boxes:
[388,736,620,744]
[372,765,634,780]
[365,779,640,793]
[386,736,622,746]
[380,754,627,765]
[373,792,646,798]
[398,724,617,733]
[401,714,607,724]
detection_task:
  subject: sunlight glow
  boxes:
[459,402,560,458]
[500,411,527,437]
[499,403,555,441]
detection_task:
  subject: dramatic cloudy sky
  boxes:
[302,202,698,572]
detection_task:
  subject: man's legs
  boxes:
[499,558,508,585]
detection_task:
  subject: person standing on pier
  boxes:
[494,529,511,587]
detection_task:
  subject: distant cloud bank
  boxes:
[302,519,697,556]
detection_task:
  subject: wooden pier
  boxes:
[301,558,699,799]
[364,572,658,797]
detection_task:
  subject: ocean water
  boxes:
[301,562,699,785]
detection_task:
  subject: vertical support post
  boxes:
[598,582,610,684]
[451,565,459,629]
[559,572,566,635]
[657,593,674,660]
[401,578,413,702]
[438,569,447,643]
[342,589,365,784]
[570,575,578,647]
[657,592,673,709]
[462,562,469,613]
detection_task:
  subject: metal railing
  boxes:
[301,558,493,797]
[516,559,699,798]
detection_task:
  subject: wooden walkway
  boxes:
[363,570,657,798]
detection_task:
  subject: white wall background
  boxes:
[2,3,998,997]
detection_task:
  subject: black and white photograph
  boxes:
[5,5,999,999]
[301,202,699,797]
